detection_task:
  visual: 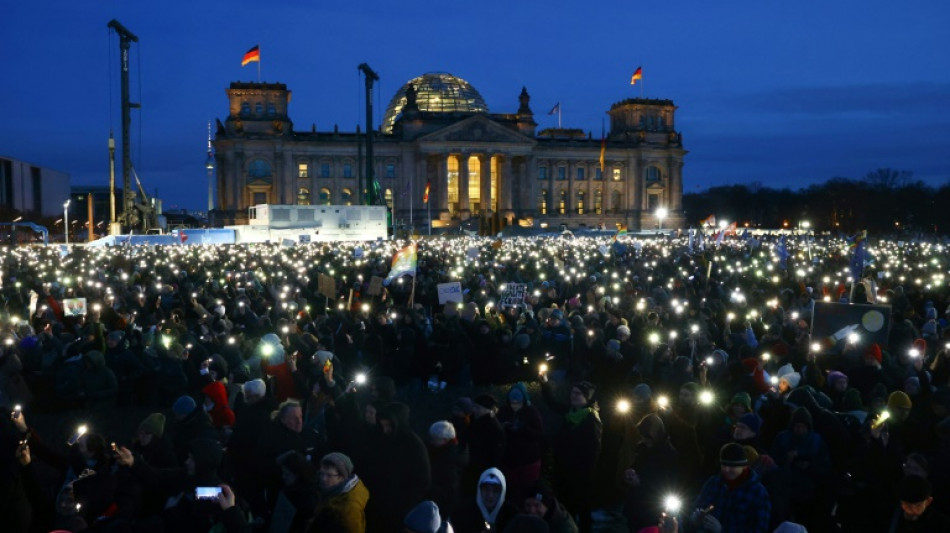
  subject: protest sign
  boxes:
[367,276,384,296]
[318,274,336,300]
[63,298,88,317]
[437,282,463,304]
[499,283,528,308]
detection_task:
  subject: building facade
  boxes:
[0,156,70,217]
[212,73,686,230]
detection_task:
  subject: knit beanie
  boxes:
[404,500,444,533]
[897,475,932,503]
[730,392,752,412]
[321,452,354,479]
[429,420,456,441]
[138,413,166,438]
[573,381,596,403]
[719,442,748,466]
[827,371,848,388]
[865,343,883,365]
[742,445,760,465]
[888,390,913,410]
[773,522,808,533]
[172,395,197,417]
[524,479,557,512]
[616,325,631,339]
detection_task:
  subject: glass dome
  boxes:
[381,72,489,133]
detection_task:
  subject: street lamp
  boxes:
[63,199,70,245]
[656,207,668,230]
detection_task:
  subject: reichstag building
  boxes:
[212,72,686,231]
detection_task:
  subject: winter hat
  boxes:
[922,321,938,338]
[791,406,813,430]
[773,522,808,533]
[138,413,166,438]
[550,308,564,320]
[508,382,530,405]
[573,381,596,404]
[514,333,531,350]
[474,394,498,411]
[616,325,631,339]
[277,451,317,483]
[888,390,913,410]
[314,350,334,368]
[320,452,354,479]
[636,413,666,441]
[606,339,621,353]
[827,371,848,388]
[404,500,446,533]
[913,338,928,355]
[926,307,938,320]
[429,420,456,442]
[738,413,762,434]
[632,383,653,403]
[780,372,801,389]
[243,379,266,399]
[720,442,748,466]
[865,343,883,365]
[843,388,864,411]
[897,475,932,503]
[524,479,557,511]
[742,445,760,465]
[730,392,752,412]
[172,395,197,417]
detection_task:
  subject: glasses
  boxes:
[318,470,342,480]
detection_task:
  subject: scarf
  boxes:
[724,467,751,490]
[565,407,593,428]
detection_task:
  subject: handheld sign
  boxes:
[499,283,528,308]
[437,282,463,304]
[367,276,384,296]
[63,298,88,317]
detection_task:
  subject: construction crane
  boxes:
[107,19,160,233]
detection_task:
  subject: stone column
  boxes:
[479,154,492,215]
[439,154,450,218]
[501,155,514,213]
[671,160,684,211]
[459,153,470,220]
[233,150,245,211]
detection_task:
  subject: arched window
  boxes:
[248,159,273,181]
[255,103,263,114]
[611,190,622,213]
[341,188,353,206]
[576,190,585,215]
[645,166,662,182]
[384,188,393,210]
[538,189,548,215]
[297,187,311,205]
[594,189,603,214]
[558,190,567,214]
[318,188,331,205]
[241,102,251,116]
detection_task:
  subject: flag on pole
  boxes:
[179,231,188,245]
[241,45,260,66]
[612,226,628,243]
[848,229,867,249]
[630,66,643,85]
[701,214,716,227]
[423,181,431,204]
[386,244,418,281]
[548,102,560,115]
[599,135,606,172]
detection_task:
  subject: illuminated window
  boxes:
[319,188,331,205]
[594,189,603,214]
[297,163,309,178]
[538,189,548,215]
[612,168,622,181]
[576,190,585,214]
[558,190,567,214]
[576,167,585,181]
[557,167,566,180]
[343,163,353,178]
[385,164,396,179]
[341,188,353,206]
[538,167,548,180]
[645,166,661,182]
[321,163,330,178]
[297,187,311,205]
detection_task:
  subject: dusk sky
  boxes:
[3,1,949,211]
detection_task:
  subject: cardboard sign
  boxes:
[63,298,88,317]
[281,238,296,247]
[437,282,463,304]
[811,301,891,352]
[499,283,528,308]
[367,276,384,296]
[318,274,336,300]
[299,234,311,244]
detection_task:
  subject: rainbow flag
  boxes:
[386,244,418,281]
[849,229,867,249]
[613,227,628,242]
[241,45,260,67]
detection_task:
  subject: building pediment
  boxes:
[416,115,536,153]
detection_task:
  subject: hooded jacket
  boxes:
[202,381,236,428]
[453,468,518,533]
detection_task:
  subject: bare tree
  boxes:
[864,168,913,189]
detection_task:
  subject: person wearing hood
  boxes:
[201,369,236,429]
[454,468,518,533]
[498,382,544,503]
[770,406,832,530]
[115,437,251,533]
[691,443,771,533]
[540,376,602,533]
[404,500,454,533]
[622,413,679,532]
[361,402,431,533]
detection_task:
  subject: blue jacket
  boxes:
[693,469,771,533]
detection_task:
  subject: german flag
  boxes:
[423,180,430,204]
[241,45,260,67]
[630,66,643,86]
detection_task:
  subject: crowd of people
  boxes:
[1,232,949,533]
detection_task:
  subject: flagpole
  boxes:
[257,44,261,82]
[428,197,431,236]
[558,105,562,129]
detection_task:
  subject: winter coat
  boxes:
[498,398,544,468]
[693,469,771,533]
[78,350,118,407]
[428,440,468,520]
[202,381,236,428]
[308,476,370,533]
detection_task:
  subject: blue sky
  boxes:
[3,1,949,210]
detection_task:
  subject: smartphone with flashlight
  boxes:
[11,404,21,420]
[323,359,333,373]
[195,486,223,500]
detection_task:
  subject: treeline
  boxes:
[683,169,950,234]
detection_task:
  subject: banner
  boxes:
[63,298,88,317]
[499,283,528,308]
[437,282,463,304]
[318,274,336,300]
